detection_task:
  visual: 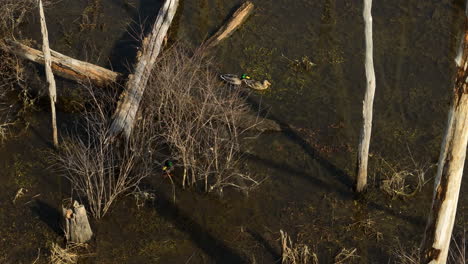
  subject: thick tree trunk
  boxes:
[356,0,376,192]
[38,0,58,147]
[202,1,254,49]
[109,0,179,140]
[421,16,468,264]
[0,39,121,85]
[62,201,93,243]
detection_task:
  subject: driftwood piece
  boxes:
[109,0,179,140]
[0,39,120,85]
[62,201,93,243]
[202,1,254,49]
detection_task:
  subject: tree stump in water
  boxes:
[62,201,93,243]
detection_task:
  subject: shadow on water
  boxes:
[244,92,354,189]
[154,192,247,264]
[29,199,62,236]
[244,151,425,226]
[107,0,164,74]
[246,229,281,261]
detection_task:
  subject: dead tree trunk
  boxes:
[0,39,120,85]
[62,201,93,243]
[109,0,179,140]
[356,0,376,192]
[421,10,468,263]
[38,0,58,147]
[202,1,254,49]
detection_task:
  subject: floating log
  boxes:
[0,39,120,85]
[62,201,93,243]
[38,0,58,147]
[202,1,254,49]
[109,0,179,140]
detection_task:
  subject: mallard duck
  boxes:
[220,73,251,85]
[220,74,242,85]
[162,160,174,177]
[244,79,271,90]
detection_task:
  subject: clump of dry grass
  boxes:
[372,147,434,199]
[49,243,87,264]
[280,230,318,264]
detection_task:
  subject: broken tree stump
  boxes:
[202,1,254,49]
[109,0,179,140]
[0,39,120,85]
[62,201,93,243]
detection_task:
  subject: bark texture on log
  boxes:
[421,17,468,264]
[0,39,120,85]
[38,0,58,147]
[109,0,179,140]
[202,1,254,49]
[356,0,376,192]
[62,201,93,243]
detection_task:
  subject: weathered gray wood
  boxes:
[0,39,120,85]
[62,201,93,243]
[356,0,376,192]
[38,0,58,147]
[202,1,254,49]
[109,0,179,140]
[421,8,468,262]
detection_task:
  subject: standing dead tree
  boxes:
[38,0,58,146]
[109,0,179,140]
[356,0,376,192]
[421,3,468,263]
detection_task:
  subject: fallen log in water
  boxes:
[0,39,120,85]
[109,0,179,140]
[202,1,254,49]
[1,41,281,132]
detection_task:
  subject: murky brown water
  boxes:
[0,0,467,263]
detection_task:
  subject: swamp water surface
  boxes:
[0,0,467,263]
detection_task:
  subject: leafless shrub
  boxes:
[143,46,262,193]
[280,230,318,264]
[52,84,154,219]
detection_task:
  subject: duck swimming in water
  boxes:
[220,73,270,90]
[220,73,251,85]
[244,79,271,90]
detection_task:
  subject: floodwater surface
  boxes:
[0,0,467,263]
